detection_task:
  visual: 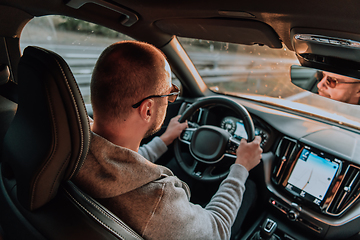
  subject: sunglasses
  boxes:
[132,84,180,108]
[319,73,360,88]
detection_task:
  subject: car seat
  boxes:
[0,64,17,160]
[0,46,144,240]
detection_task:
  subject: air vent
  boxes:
[328,165,360,215]
[272,137,297,185]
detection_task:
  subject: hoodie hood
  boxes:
[73,132,172,198]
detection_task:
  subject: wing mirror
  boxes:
[290,65,360,105]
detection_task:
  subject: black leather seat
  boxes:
[0,64,17,160]
[0,46,144,240]
[0,64,17,103]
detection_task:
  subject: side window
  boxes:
[20,16,133,105]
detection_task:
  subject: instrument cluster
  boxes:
[220,116,269,148]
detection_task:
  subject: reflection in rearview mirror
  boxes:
[290,65,360,105]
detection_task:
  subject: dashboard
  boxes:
[179,99,360,240]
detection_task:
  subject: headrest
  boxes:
[2,46,90,210]
[0,64,10,86]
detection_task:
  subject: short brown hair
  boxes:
[91,41,168,120]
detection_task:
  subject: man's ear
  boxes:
[138,99,155,123]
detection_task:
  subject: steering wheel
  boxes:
[174,96,255,182]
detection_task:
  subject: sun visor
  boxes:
[155,18,282,48]
[291,28,360,78]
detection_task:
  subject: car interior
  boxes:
[1,0,360,240]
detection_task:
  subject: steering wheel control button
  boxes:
[226,137,240,155]
[181,130,193,141]
[227,146,237,154]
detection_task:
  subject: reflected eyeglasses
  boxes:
[320,74,360,88]
[132,84,180,108]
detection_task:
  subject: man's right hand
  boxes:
[235,136,262,171]
[160,115,188,146]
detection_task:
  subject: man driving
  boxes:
[73,40,262,240]
[317,71,360,104]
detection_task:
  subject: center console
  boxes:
[272,137,360,218]
[243,136,360,240]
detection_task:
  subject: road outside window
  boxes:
[20,16,181,105]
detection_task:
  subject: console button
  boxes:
[287,209,299,221]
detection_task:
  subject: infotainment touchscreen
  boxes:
[285,148,340,206]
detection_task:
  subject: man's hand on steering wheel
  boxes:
[160,115,188,146]
[235,136,262,171]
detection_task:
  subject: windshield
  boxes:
[20,15,182,105]
[178,37,360,129]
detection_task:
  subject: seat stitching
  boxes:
[64,189,126,240]
[30,79,58,209]
[49,153,71,196]
[65,187,143,240]
[56,54,91,173]
[53,57,85,177]
[74,188,142,238]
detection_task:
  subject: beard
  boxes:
[144,122,161,138]
[144,110,165,139]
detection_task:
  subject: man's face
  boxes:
[317,71,360,104]
[144,60,172,138]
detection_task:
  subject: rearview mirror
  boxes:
[290,65,360,105]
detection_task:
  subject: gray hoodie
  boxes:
[73,132,249,240]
